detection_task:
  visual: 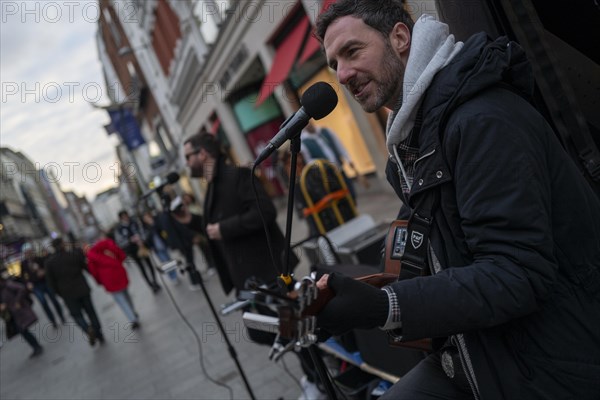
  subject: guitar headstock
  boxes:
[278,276,321,346]
[242,275,326,350]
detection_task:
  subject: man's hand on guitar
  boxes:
[316,272,390,336]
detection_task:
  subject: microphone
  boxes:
[142,171,180,198]
[254,82,338,166]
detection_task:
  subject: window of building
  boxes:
[155,121,174,154]
[103,8,122,48]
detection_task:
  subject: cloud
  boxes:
[1,2,117,199]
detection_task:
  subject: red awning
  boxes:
[297,32,321,65]
[298,0,337,65]
[321,0,336,12]
[255,16,309,106]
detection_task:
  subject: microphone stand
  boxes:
[148,189,257,400]
[279,136,338,400]
[279,136,301,286]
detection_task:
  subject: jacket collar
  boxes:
[407,120,452,207]
[406,33,532,207]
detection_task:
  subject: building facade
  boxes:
[63,191,102,243]
[97,0,439,201]
[0,148,62,245]
[91,186,123,231]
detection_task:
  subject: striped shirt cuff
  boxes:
[381,286,402,330]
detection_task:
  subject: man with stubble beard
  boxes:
[183,131,293,299]
[313,1,600,399]
[184,131,324,398]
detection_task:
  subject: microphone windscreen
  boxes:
[166,171,180,184]
[301,82,338,120]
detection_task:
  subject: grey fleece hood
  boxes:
[386,15,463,159]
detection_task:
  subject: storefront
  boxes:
[177,0,390,198]
[256,1,386,179]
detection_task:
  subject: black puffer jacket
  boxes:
[386,33,600,399]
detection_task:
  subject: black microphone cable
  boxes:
[250,163,283,276]
[153,254,235,400]
[281,354,304,396]
[138,195,236,399]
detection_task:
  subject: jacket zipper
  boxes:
[453,334,481,400]
[413,148,436,168]
[430,247,481,400]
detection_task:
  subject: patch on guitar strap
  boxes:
[400,213,432,280]
[384,220,409,276]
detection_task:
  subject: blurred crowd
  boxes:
[0,190,215,357]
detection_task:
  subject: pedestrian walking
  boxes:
[169,196,217,279]
[45,237,105,346]
[87,232,140,329]
[0,269,44,358]
[141,211,180,285]
[19,243,66,328]
[115,211,161,293]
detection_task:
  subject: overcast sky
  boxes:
[1,1,120,200]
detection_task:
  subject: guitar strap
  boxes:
[399,188,439,280]
[392,102,439,280]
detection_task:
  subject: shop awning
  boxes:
[255,16,310,106]
[298,0,337,65]
[321,0,336,11]
[256,0,338,106]
[297,33,321,66]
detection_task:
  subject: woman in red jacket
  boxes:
[87,233,140,329]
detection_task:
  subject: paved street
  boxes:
[0,182,400,400]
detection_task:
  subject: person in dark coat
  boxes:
[141,210,180,285]
[183,131,296,296]
[184,131,325,395]
[313,1,600,399]
[19,243,66,328]
[169,196,217,279]
[0,269,43,358]
[115,211,161,293]
[149,198,204,288]
[45,237,105,346]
